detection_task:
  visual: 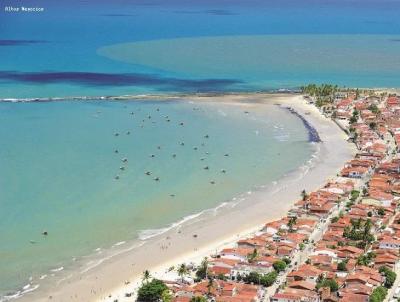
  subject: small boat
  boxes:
[180,142,185,146]
[42,231,48,236]
[130,112,134,115]
[126,131,130,135]
[114,149,119,153]
[210,181,215,185]
[203,166,209,170]
[122,158,128,162]
[170,194,175,197]
[150,154,155,158]
[193,147,198,150]
[172,154,177,158]
[114,132,119,136]
[115,175,120,180]
[221,169,226,173]
[157,146,161,150]
[224,153,229,157]
[204,135,209,138]
[200,158,205,161]
[179,122,184,126]
[145,171,151,175]
[166,119,171,122]
[119,166,125,170]
[154,177,160,181]
[156,108,160,111]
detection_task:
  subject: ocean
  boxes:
[0,99,312,298]
[0,0,399,299]
[1,0,400,98]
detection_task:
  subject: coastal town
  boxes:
[133,87,400,302]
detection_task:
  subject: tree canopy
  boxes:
[137,279,169,302]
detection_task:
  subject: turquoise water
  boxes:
[1,1,400,98]
[98,34,400,89]
[0,99,312,297]
[1,0,399,298]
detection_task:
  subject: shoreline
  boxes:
[0,90,300,103]
[1,87,399,103]
[12,93,356,302]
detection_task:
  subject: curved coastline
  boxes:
[10,93,355,302]
[0,90,301,103]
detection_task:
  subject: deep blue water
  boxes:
[1,0,400,98]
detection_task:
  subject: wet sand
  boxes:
[17,93,356,302]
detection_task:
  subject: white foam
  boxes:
[113,241,126,247]
[213,202,229,215]
[50,266,64,272]
[79,241,145,274]
[2,284,40,302]
[138,212,204,240]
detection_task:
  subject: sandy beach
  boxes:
[17,93,356,302]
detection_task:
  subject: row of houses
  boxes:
[166,93,400,302]
[271,93,400,302]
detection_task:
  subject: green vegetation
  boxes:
[350,109,359,124]
[350,190,360,202]
[242,271,278,287]
[301,84,339,107]
[161,289,173,302]
[195,258,208,281]
[316,278,339,292]
[343,218,374,249]
[377,208,385,216]
[301,189,308,201]
[369,286,388,302]
[273,260,287,272]
[299,243,305,251]
[331,216,339,223]
[247,248,258,263]
[177,263,189,283]
[379,266,397,288]
[137,279,169,302]
[190,296,207,302]
[368,104,380,114]
[356,251,376,266]
[288,217,297,232]
[337,260,348,271]
[142,270,151,284]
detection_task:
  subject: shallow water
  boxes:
[0,98,312,298]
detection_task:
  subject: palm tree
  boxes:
[247,248,258,263]
[288,217,297,232]
[301,189,307,201]
[362,219,373,250]
[196,257,209,280]
[177,263,189,283]
[142,270,151,284]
